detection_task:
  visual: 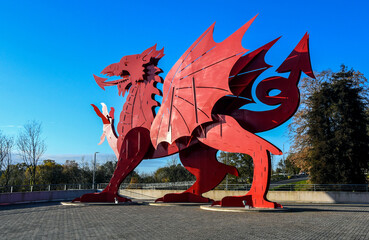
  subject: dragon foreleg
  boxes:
[75,127,151,203]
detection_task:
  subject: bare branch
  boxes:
[16,121,46,185]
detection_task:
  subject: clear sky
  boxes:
[0,0,368,173]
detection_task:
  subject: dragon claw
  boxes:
[156,192,213,203]
[73,191,131,203]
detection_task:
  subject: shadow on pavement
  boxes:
[0,201,61,211]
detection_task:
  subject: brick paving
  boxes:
[1,202,369,239]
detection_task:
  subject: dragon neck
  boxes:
[117,69,162,142]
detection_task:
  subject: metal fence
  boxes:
[113,182,369,192]
[268,183,369,192]
[1,182,368,193]
[118,182,369,192]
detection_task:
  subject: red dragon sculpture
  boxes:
[74,15,314,208]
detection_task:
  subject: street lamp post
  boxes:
[92,152,99,189]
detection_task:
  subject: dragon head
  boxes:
[93,44,164,96]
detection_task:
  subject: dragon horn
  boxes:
[155,47,165,59]
[141,44,157,61]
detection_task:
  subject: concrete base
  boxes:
[149,202,210,207]
[200,205,289,212]
[119,189,369,204]
[61,201,142,206]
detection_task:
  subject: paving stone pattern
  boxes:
[1,202,369,239]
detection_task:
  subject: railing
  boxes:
[0,183,94,193]
[269,184,369,192]
[1,182,368,194]
[121,181,196,190]
[111,182,368,192]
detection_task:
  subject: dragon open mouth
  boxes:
[93,74,131,96]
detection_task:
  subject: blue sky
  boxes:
[0,0,368,172]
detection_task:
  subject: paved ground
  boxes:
[1,202,369,239]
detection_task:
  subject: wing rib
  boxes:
[192,77,199,123]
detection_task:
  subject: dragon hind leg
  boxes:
[156,142,238,203]
[197,115,283,209]
[74,127,151,203]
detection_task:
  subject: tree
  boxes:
[153,158,195,182]
[276,155,301,176]
[36,160,63,185]
[0,131,13,186]
[0,163,28,187]
[95,160,117,183]
[17,121,47,185]
[139,172,156,183]
[289,66,368,173]
[284,155,301,175]
[306,67,369,184]
[78,156,93,184]
[218,152,254,184]
[62,160,81,184]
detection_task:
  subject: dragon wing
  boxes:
[150,16,257,148]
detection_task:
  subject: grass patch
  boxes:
[270,180,312,191]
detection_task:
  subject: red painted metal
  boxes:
[150,16,256,147]
[229,33,315,134]
[75,16,314,209]
[156,142,239,203]
[196,115,282,208]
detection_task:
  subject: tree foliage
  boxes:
[0,131,14,186]
[95,160,117,183]
[289,65,369,183]
[36,160,63,184]
[276,154,301,176]
[218,152,253,184]
[153,158,195,183]
[289,68,368,171]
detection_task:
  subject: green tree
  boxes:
[36,160,63,185]
[289,67,368,172]
[306,66,369,184]
[0,163,28,186]
[95,160,117,183]
[285,155,301,175]
[276,155,301,176]
[79,156,92,184]
[139,172,156,183]
[62,160,81,184]
[123,170,140,183]
[153,158,194,182]
[0,131,14,186]
[218,152,253,184]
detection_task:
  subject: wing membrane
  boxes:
[151,16,257,147]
